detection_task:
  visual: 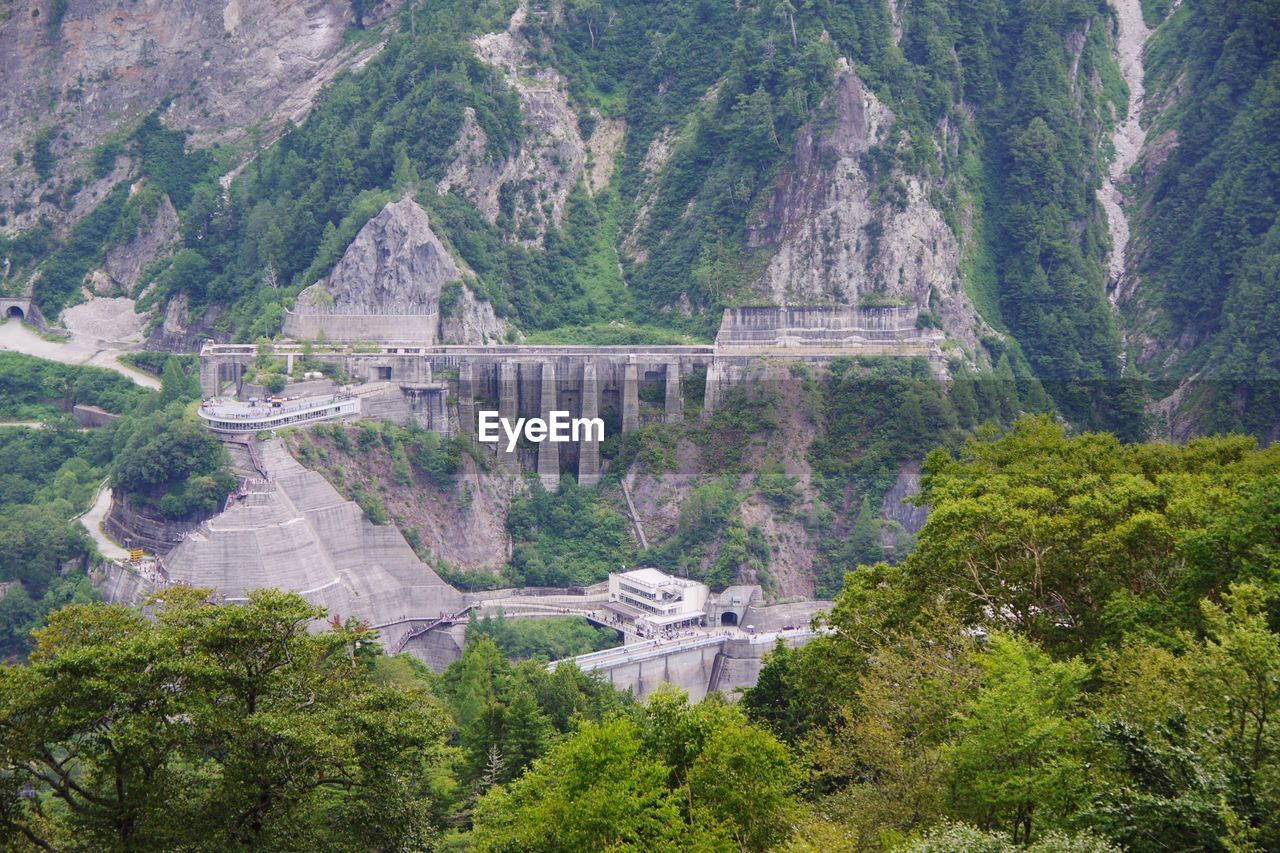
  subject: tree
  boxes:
[807,616,980,847]
[847,495,884,568]
[641,687,801,849]
[110,403,236,519]
[159,357,198,405]
[470,716,692,852]
[901,417,1279,652]
[500,687,552,781]
[741,640,807,742]
[899,821,1120,852]
[443,636,513,780]
[688,714,801,850]
[0,502,91,596]
[728,87,781,163]
[391,143,421,191]
[0,590,449,849]
[945,634,1089,843]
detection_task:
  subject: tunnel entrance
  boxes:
[5,306,23,320]
[720,612,738,626]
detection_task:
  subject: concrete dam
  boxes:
[555,628,822,702]
[199,306,945,487]
[98,438,471,669]
[93,305,909,676]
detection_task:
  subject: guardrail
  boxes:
[555,634,728,672]
[550,627,823,672]
[386,605,475,654]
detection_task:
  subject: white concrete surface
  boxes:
[0,317,160,389]
[79,480,129,560]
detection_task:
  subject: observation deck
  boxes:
[198,393,360,434]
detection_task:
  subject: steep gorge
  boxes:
[3,0,1270,601]
[1100,0,1151,307]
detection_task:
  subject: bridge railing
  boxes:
[386,605,475,654]
[555,634,729,672]
[550,627,825,672]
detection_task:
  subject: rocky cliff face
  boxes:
[0,0,392,233]
[745,65,989,356]
[437,3,588,245]
[102,191,179,295]
[289,197,505,344]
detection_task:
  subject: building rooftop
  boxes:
[619,567,699,588]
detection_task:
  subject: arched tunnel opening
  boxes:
[720,612,738,626]
[5,306,23,320]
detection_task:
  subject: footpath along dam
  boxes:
[199,306,944,488]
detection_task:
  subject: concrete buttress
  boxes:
[537,362,560,490]
[664,361,682,424]
[622,362,640,434]
[578,361,602,486]
[497,361,519,472]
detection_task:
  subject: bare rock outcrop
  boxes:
[145,291,226,352]
[1,0,393,233]
[285,197,505,344]
[103,193,179,294]
[879,459,928,557]
[746,65,988,358]
[442,285,509,345]
[585,118,625,197]
[437,3,587,245]
[621,127,678,264]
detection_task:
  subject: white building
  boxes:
[198,394,360,434]
[607,568,709,632]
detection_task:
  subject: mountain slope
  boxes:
[1118,0,1280,439]
[14,0,1270,444]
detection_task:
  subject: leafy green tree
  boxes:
[847,495,884,568]
[687,712,801,849]
[945,634,1089,843]
[467,610,619,660]
[641,688,801,849]
[470,716,693,852]
[807,616,980,846]
[899,821,1120,852]
[110,403,236,519]
[500,687,553,781]
[0,590,450,849]
[902,417,1280,652]
[1091,582,1280,849]
[0,502,91,596]
[505,478,635,587]
[444,635,514,780]
[741,640,808,743]
[728,87,781,162]
[159,356,200,405]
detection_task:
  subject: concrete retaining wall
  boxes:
[571,630,822,700]
[104,491,210,554]
[72,404,121,428]
[595,640,724,703]
[282,310,438,343]
[92,561,159,606]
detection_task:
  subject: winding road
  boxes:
[78,480,129,561]
[0,317,160,389]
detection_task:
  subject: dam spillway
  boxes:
[199,306,944,485]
